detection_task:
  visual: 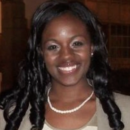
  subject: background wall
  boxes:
[23,0,45,28]
[23,0,84,27]
[0,0,130,94]
[0,1,1,33]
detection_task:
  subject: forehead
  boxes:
[42,13,89,37]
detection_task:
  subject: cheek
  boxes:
[84,53,91,67]
[43,52,57,70]
[78,48,91,61]
[79,50,92,71]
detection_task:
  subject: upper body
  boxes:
[0,93,130,130]
[0,1,127,130]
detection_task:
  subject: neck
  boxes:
[50,79,93,102]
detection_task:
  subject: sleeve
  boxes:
[0,109,6,130]
[0,107,31,130]
[114,93,130,130]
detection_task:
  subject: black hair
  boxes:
[0,0,124,130]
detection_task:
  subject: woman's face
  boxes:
[41,13,93,87]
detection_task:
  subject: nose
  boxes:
[60,46,74,61]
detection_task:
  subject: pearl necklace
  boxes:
[47,88,94,114]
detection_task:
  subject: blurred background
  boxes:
[0,0,130,95]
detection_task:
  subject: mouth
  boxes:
[58,65,79,74]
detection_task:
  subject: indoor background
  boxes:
[0,0,130,95]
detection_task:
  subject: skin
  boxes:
[41,13,96,129]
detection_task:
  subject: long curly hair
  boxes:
[0,0,124,130]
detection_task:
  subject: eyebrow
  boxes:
[71,34,89,41]
[42,34,90,45]
[42,39,58,44]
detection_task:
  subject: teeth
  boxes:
[59,65,77,71]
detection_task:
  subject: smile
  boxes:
[58,65,78,73]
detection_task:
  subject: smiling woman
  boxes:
[0,0,130,130]
[41,13,93,87]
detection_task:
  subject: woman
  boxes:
[0,0,130,130]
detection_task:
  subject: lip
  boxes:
[58,64,79,74]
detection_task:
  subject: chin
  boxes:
[58,78,81,87]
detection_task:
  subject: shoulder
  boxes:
[0,109,6,130]
[113,92,130,108]
[0,106,31,130]
[114,92,130,130]
[96,93,130,130]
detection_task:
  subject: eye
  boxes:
[47,44,58,51]
[72,41,84,47]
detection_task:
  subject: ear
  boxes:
[40,49,43,56]
[40,50,45,61]
[91,45,94,57]
[37,45,44,61]
[38,45,43,56]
